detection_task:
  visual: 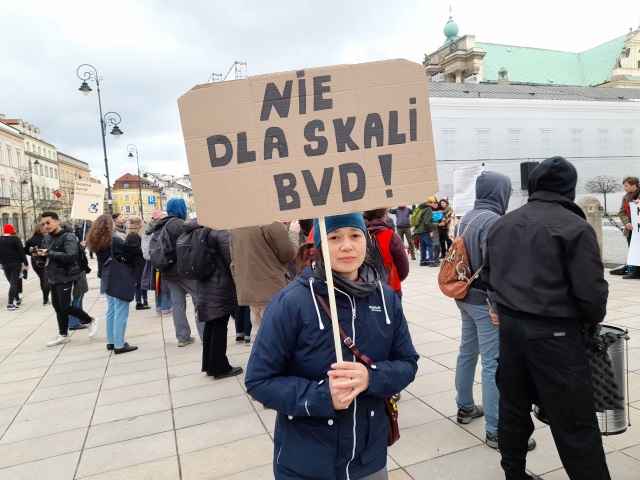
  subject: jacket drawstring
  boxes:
[378,281,391,325]
[309,278,325,330]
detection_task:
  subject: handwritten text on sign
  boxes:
[178,60,437,230]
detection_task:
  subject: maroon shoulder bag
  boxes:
[314,294,400,446]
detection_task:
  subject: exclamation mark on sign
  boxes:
[378,154,393,198]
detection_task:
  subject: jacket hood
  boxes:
[473,171,512,215]
[528,190,586,219]
[528,156,577,201]
[366,218,390,235]
[294,265,392,331]
[53,224,74,236]
[183,220,201,234]
[166,198,187,220]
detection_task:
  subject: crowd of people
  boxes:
[1,159,634,479]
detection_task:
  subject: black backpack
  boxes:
[366,233,389,283]
[149,218,179,271]
[176,226,216,280]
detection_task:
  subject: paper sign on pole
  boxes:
[453,165,484,217]
[628,204,640,266]
[178,59,438,230]
[70,181,105,221]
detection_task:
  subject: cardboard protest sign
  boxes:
[70,181,104,221]
[628,204,640,266]
[178,59,437,230]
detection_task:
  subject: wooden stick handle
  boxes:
[318,217,343,363]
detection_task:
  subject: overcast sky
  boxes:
[1,0,637,183]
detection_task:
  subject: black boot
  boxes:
[610,265,628,275]
[622,266,640,279]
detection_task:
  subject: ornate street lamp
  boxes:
[76,64,124,213]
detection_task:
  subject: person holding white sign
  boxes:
[245,213,418,480]
[618,176,640,279]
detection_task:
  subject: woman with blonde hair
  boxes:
[86,214,138,354]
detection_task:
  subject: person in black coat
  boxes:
[184,221,241,379]
[125,216,150,310]
[24,223,51,305]
[483,156,610,480]
[0,224,28,310]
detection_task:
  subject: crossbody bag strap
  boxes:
[314,294,374,368]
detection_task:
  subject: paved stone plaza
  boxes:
[0,254,638,479]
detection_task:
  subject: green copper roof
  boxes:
[476,35,626,86]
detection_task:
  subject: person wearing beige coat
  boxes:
[230,222,297,337]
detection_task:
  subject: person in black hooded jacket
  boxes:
[183,221,242,379]
[483,157,610,480]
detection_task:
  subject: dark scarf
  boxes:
[313,260,379,298]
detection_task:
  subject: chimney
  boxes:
[497,67,510,85]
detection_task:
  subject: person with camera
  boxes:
[0,224,29,311]
[38,212,98,346]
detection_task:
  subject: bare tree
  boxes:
[584,175,622,213]
[8,167,34,241]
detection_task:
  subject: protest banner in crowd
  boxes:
[70,181,104,221]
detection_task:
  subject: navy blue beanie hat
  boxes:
[313,213,367,248]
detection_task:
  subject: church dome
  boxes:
[444,16,459,39]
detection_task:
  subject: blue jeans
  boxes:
[68,294,85,328]
[418,232,434,263]
[155,290,172,313]
[106,294,130,348]
[454,301,499,436]
[135,284,148,304]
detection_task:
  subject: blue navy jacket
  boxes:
[245,266,419,480]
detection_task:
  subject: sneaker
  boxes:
[178,336,196,347]
[15,298,22,305]
[135,303,151,310]
[114,344,139,354]
[609,265,628,275]
[457,405,484,424]
[429,262,439,267]
[43,300,50,305]
[245,338,251,346]
[87,318,99,338]
[69,324,88,330]
[46,334,71,347]
[420,261,429,267]
[486,432,537,451]
[6,304,19,311]
[235,334,244,343]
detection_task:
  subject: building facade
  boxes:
[112,173,162,219]
[0,120,29,238]
[428,83,640,210]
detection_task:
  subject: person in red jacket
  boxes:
[363,209,410,297]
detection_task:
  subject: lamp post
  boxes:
[127,145,148,220]
[76,64,124,214]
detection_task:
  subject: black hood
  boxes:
[528,156,577,201]
[183,220,201,234]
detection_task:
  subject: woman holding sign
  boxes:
[245,213,418,480]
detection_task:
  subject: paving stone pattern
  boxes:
[0,256,638,479]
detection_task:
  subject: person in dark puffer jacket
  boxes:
[246,213,418,480]
[0,224,28,310]
[183,221,242,379]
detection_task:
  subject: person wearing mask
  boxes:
[86,214,138,354]
[24,223,50,305]
[125,216,150,310]
[245,213,419,480]
[0,224,28,311]
[390,206,415,260]
[451,172,536,454]
[112,213,127,240]
[39,212,98,346]
[618,176,640,279]
[151,199,203,346]
[363,208,410,297]
[230,222,296,339]
[483,157,610,480]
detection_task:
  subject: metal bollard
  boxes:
[577,196,603,258]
